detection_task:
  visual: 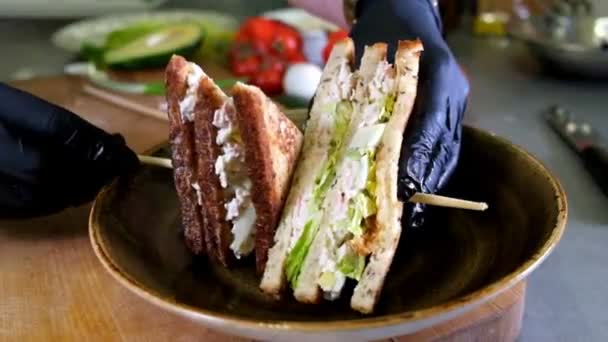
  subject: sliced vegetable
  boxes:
[104,21,168,50]
[285,213,321,287]
[104,23,204,70]
[355,192,377,219]
[337,250,366,281]
[318,271,336,290]
[380,94,396,123]
[312,100,352,205]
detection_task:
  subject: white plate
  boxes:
[51,9,239,53]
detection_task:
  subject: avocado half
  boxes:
[104,23,204,70]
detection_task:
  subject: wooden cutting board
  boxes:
[0,68,526,342]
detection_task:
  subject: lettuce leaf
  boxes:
[379,93,396,123]
[285,214,321,288]
[287,100,353,289]
[318,271,336,290]
[312,100,352,205]
[355,192,376,219]
[337,250,366,281]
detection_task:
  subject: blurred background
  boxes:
[1,0,607,81]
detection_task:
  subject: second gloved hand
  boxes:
[0,83,140,218]
[350,0,470,228]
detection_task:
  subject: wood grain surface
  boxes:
[0,67,525,342]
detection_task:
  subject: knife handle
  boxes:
[581,146,608,197]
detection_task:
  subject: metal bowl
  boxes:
[509,15,608,78]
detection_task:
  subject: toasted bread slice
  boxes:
[166,56,303,271]
[165,55,207,255]
[351,39,423,314]
[232,82,303,273]
[260,38,356,296]
[193,76,233,267]
[293,42,391,304]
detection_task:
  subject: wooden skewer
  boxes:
[88,85,488,212]
[137,155,489,211]
[83,85,169,122]
[410,193,488,211]
[137,155,173,169]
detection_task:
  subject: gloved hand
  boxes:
[350,0,470,228]
[0,83,140,218]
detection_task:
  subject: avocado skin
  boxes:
[105,37,203,70]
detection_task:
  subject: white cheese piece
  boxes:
[178,63,204,122]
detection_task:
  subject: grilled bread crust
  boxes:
[194,77,233,266]
[165,55,206,255]
[351,39,423,314]
[232,82,303,273]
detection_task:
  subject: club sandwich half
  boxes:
[260,38,423,314]
[165,55,303,272]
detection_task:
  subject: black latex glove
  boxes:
[350,0,470,228]
[0,83,140,218]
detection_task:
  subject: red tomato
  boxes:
[288,52,307,63]
[229,40,260,76]
[270,25,303,61]
[231,54,261,76]
[322,29,349,62]
[250,56,286,95]
[239,17,278,52]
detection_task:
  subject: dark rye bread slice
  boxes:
[232,82,304,273]
[193,77,233,267]
[165,55,206,255]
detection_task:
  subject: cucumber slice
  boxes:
[104,23,204,70]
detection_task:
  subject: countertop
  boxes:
[1,1,607,341]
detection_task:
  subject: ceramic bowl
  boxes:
[89,126,567,341]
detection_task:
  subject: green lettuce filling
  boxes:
[318,271,336,289]
[379,94,396,123]
[285,214,321,287]
[337,250,366,281]
[312,100,352,205]
[286,90,397,291]
[285,100,353,288]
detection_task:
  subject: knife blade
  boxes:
[545,105,608,197]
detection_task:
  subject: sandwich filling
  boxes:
[212,98,257,258]
[287,59,397,297]
[179,63,204,123]
[284,59,354,288]
[317,60,396,299]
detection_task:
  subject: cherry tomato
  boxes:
[270,25,303,62]
[250,56,286,95]
[228,16,307,94]
[322,29,349,62]
[239,17,278,52]
[288,52,307,63]
[231,54,261,76]
[229,40,260,76]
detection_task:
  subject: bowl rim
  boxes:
[89,125,568,332]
